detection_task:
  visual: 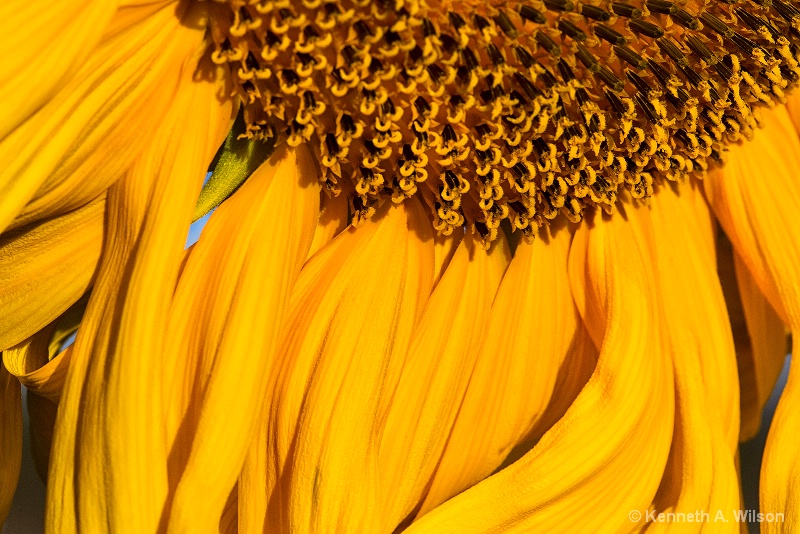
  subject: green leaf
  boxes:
[193,110,276,221]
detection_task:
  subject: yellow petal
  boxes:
[0,362,22,525]
[523,323,598,445]
[218,486,238,534]
[646,182,740,531]
[703,138,791,328]
[0,195,103,351]
[0,0,117,139]
[378,234,509,529]
[417,226,577,517]
[46,48,232,533]
[263,200,434,533]
[163,144,320,532]
[238,408,270,533]
[734,253,788,441]
[718,233,787,441]
[705,107,800,531]
[653,183,740,449]
[0,2,205,234]
[406,204,674,533]
[3,308,78,403]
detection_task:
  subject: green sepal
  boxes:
[193,110,276,221]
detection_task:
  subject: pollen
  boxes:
[207,0,800,242]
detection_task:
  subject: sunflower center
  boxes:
[208,0,800,242]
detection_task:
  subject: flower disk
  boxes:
[209,0,800,241]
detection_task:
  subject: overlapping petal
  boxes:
[417,225,577,516]
[162,144,320,532]
[0,195,103,351]
[406,204,674,533]
[46,41,232,533]
[0,0,117,139]
[0,360,22,525]
[647,183,740,531]
[260,200,434,533]
[378,234,509,529]
[717,234,787,442]
[705,107,800,531]
[2,3,799,532]
[306,192,348,260]
[0,1,201,233]
[733,254,788,442]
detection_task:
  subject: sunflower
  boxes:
[1,0,800,532]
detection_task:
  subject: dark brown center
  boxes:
[208,0,800,242]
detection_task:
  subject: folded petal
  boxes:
[417,226,578,516]
[0,195,103,351]
[46,47,232,533]
[3,302,81,403]
[163,144,320,532]
[264,200,434,533]
[406,204,674,533]
[717,233,786,441]
[734,253,788,441]
[0,0,117,139]
[705,107,800,531]
[0,2,205,233]
[646,183,740,531]
[0,362,22,525]
[378,234,509,529]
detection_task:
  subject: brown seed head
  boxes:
[207,0,800,242]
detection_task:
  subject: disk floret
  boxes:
[208,0,800,242]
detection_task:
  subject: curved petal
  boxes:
[0,362,22,525]
[0,2,205,234]
[717,233,786,441]
[0,195,104,351]
[0,0,118,139]
[416,226,578,517]
[652,183,740,449]
[162,144,320,531]
[378,234,509,530]
[705,107,800,531]
[646,183,740,531]
[3,320,75,403]
[262,200,434,533]
[45,48,232,533]
[522,323,598,447]
[406,204,674,533]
